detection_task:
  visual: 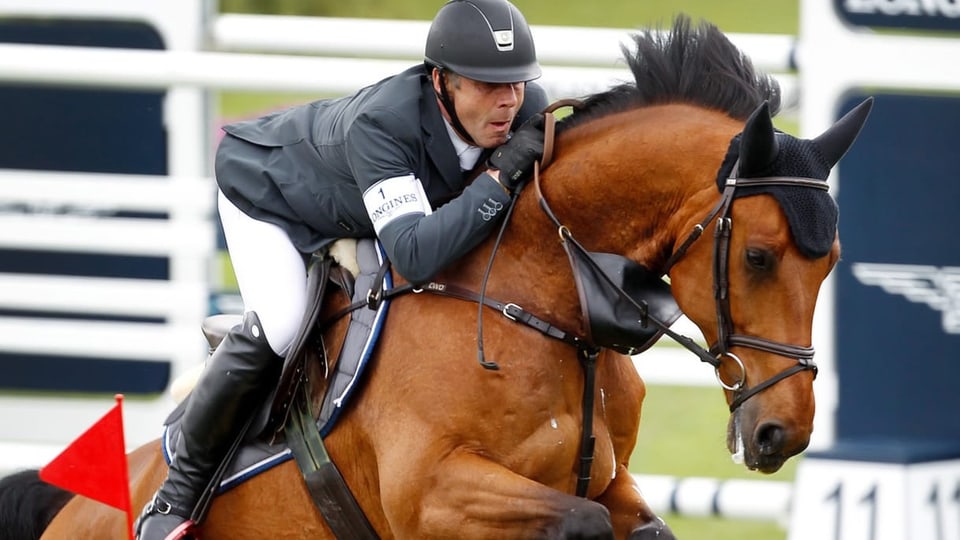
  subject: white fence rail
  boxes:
[0,168,214,452]
[0,41,798,109]
[0,169,214,357]
[0,15,798,104]
[212,14,797,72]
[638,473,792,521]
[213,15,798,108]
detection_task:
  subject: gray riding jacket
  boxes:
[215,65,548,284]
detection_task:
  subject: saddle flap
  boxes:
[200,314,243,351]
[259,255,335,438]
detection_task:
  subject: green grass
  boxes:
[662,513,787,539]
[224,0,799,34]
[631,383,794,539]
[219,92,322,122]
[514,0,799,34]
[633,384,799,480]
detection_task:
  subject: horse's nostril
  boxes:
[756,422,787,456]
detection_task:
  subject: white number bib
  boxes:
[362,175,432,235]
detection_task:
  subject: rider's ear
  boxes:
[738,101,779,176]
[812,97,874,167]
[430,68,443,94]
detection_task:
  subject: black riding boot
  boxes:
[136,312,282,540]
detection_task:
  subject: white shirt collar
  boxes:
[442,118,483,171]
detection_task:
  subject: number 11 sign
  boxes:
[789,457,960,540]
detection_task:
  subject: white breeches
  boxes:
[217,190,308,356]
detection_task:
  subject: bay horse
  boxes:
[3,16,871,540]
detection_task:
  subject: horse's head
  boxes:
[667,99,872,472]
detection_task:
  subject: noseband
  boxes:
[536,104,821,413]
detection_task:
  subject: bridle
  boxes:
[659,161,823,411]
[535,103,822,413]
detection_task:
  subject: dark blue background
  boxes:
[834,0,960,32]
[831,92,960,462]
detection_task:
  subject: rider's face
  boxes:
[433,70,525,148]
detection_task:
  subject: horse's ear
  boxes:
[738,101,779,176]
[812,97,874,167]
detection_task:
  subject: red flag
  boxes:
[39,394,134,539]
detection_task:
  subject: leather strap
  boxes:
[285,383,379,540]
[539,98,582,170]
[575,347,598,497]
[413,282,589,349]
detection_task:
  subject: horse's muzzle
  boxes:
[727,412,810,474]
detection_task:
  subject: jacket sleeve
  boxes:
[372,173,511,285]
[346,108,513,285]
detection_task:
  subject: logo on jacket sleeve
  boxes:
[477,198,504,222]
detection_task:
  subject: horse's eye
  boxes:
[745,248,774,272]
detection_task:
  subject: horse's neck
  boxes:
[441,105,739,336]
[538,105,736,254]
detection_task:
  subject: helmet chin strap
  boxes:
[434,68,478,146]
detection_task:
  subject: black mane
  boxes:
[558,15,781,132]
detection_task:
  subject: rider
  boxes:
[135,0,548,538]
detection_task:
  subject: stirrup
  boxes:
[135,495,199,540]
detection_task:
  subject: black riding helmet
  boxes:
[424,0,541,145]
[424,0,541,83]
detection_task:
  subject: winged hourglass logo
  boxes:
[851,263,960,335]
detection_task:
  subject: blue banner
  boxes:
[833,92,960,461]
[835,0,960,32]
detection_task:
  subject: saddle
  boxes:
[183,238,376,441]
[162,238,390,538]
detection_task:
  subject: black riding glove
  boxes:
[488,112,546,191]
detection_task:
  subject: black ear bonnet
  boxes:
[715,133,838,259]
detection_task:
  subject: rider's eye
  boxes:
[745,248,774,272]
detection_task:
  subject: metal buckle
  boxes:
[502,303,521,321]
[715,216,732,234]
[154,497,172,515]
